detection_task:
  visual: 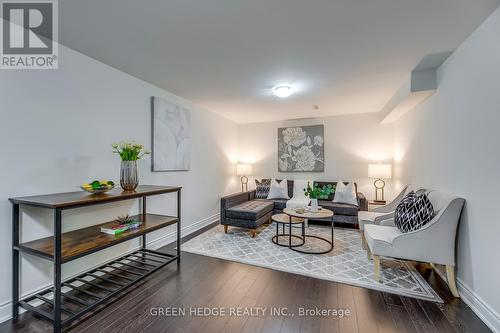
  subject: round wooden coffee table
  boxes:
[271,213,306,248]
[282,207,334,254]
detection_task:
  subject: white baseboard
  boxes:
[0,213,219,324]
[457,278,500,333]
[430,265,499,333]
[148,213,219,249]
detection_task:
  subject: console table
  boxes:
[9,185,181,332]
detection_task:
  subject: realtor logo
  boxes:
[1,0,58,69]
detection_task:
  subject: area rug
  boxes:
[182,224,443,302]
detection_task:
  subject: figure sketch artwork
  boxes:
[278,125,324,172]
[152,96,191,171]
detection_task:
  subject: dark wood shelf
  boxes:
[11,184,182,331]
[17,214,178,263]
[9,185,182,209]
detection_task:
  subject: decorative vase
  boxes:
[120,160,138,191]
[310,198,319,212]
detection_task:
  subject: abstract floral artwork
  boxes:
[278,125,324,172]
[151,96,191,171]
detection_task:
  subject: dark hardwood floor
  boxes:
[0,235,492,333]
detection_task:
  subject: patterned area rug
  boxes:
[182,223,442,302]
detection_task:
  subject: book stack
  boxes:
[101,220,142,235]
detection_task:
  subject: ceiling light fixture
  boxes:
[273,85,295,98]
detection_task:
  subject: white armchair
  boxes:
[364,190,465,297]
[358,184,424,248]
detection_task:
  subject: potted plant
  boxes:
[304,182,335,212]
[112,142,150,191]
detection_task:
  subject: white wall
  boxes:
[0,45,239,321]
[238,113,395,200]
[1,7,499,331]
[394,7,500,331]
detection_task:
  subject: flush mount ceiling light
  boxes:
[272,85,295,98]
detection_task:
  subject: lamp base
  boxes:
[373,178,386,202]
[240,175,248,192]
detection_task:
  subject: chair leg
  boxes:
[373,255,381,282]
[250,230,256,238]
[446,265,460,298]
[223,225,228,233]
[366,245,372,260]
[361,232,367,250]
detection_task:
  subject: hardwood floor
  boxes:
[0,238,492,333]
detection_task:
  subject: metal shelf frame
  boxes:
[11,187,181,332]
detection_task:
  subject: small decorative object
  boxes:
[80,180,115,194]
[236,163,252,192]
[368,163,392,202]
[295,207,306,214]
[112,141,150,191]
[115,214,135,225]
[152,96,191,171]
[100,214,143,235]
[278,125,324,172]
[304,182,334,212]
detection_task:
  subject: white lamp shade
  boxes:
[236,163,252,176]
[368,164,392,179]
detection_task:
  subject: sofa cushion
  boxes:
[364,224,402,249]
[313,181,336,201]
[223,211,273,229]
[265,199,287,210]
[267,179,290,199]
[333,180,358,206]
[394,191,434,233]
[291,179,310,200]
[358,211,387,223]
[226,200,274,220]
[358,211,388,230]
[255,179,271,199]
[314,181,359,201]
[276,179,294,198]
[319,200,359,216]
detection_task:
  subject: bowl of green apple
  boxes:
[80,180,115,194]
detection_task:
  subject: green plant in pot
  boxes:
[112,141,150,191]
[304,182,335,212]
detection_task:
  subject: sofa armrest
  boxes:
[357,192,368,211]
[372,201,398,213]
[220,191,255,224]
[374,212,395,225]
[379,217,395,227]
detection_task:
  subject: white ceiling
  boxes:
[60,0,499,123]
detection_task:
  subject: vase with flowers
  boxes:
[304,182,335,212]
[112,142,150,191]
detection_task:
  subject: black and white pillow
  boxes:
[394,191,434,233]
[255,179,271,198]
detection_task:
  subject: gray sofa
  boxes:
[220,180,367,237]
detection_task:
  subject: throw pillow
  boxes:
[292,179,311,200]
[394,191,434,233]
[267,179,290,199]
[333,180,358,206]
[255,179,271,199]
